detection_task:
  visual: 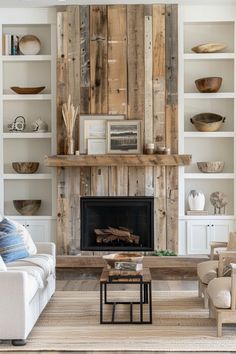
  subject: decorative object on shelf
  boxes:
[79,115,124,154]
[19,34,41,55]
[75,150,80,156]
[106,120,142,154]
[190,113,225,132]
[145,143,155,154]
[210,191,228,214]
[195,77,222,93]
[10,86,45,95]
[8,115,26,132]
[12,162,39,174]
[32,118,48,132]
[13,199,41,216]
[87,139,106,155]
[62,95,79,155]
[156,146,166,154]
[191,43,227,53]
[103,252,143,269]
[197,161,225,173]
[187,210,208,216]
[188,190,205,211]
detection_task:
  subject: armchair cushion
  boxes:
[227,232,236,251]
[197,260,218,284]
[207,277,231,309]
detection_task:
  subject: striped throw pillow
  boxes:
[0,218,29,263]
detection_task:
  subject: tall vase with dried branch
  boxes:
[62,95,78,155]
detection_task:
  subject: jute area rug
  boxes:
[1,290,236,352]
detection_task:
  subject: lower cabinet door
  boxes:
[25,220,50,243]
[210,220,235,243]
[187,220,211,254]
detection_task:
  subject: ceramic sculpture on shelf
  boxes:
[8,115,26,132]
[32,118,48,132]
[188,190,205,211]
[62,95,79,155]
[210,191,228,214]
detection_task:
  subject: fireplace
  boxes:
[80,196,154,251]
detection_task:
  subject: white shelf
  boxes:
[5,215,56,220]
[3,132,52,139]
[1,55,52,62]
[184,131,234,138]
[184,173,234,179]
[184,93,235,99]
[3,173,52,180]
[184,53,235,60]
[180,215,236,220]
[3,94,52,101]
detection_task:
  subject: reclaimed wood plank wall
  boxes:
[56,4,178,256]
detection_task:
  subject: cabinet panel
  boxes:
[211,220,235,242]
[187,220,210,254]
[26,220,50,243]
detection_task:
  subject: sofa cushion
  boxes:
[7,254,55,283]
[10,219,37,255]
[0,218,29,263]
[207,277,231,309]
[197,260,219,284]
[0,255,7,271]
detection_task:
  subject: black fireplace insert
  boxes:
[80,196,154,251]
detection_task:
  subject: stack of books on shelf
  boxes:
[187,210,208,216]
[2,34,19,55]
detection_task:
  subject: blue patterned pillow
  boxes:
[0,218,29,263]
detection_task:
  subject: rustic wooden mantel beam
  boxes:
[45,154,191,167]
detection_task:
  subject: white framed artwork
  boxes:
[87,139,106,155]
[79,115,125,154]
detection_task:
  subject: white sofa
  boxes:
[0,242,56,345]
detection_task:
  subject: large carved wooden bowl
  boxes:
[195,77,222,93]
[12,162,39,174]
[13,200,41,216]
[103,252,144,268]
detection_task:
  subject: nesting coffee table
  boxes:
[100,267,152,324]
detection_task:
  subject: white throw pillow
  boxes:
[0,256,7,271]
[10,219,37,255]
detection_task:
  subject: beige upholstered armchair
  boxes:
[197,232,236,308]
[207,263,236,336]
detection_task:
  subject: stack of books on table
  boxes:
[108,261,143,280]
[2,34,20,55]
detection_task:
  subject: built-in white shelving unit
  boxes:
[0,8,57,242]
[179,4,236,255]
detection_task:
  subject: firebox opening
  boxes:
[81,197,154,251]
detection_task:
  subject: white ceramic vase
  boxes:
[188,190,205,211]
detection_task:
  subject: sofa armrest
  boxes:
[210,242,228,259]
[0,271,28,339]
[35,242,56,260]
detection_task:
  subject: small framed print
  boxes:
[79,115,125,154]
[106,120,142,154]
[87,139,106,155]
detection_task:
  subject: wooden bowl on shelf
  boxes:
[13,200,41,216]
[190,113,225,132]
[195,77,222,93]
[191,43,226,53]
[10,86,45,94]
[197,161,225,173]
[103,253,144,268]
[12,162,39,174]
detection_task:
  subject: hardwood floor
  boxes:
[56,268,198,292]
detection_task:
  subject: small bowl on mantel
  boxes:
[12,162,39,174]
[197,161,225,173]
[13,200,41,216]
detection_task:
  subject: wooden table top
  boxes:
[100,267,152,283]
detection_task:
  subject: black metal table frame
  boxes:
[100,274,152,324]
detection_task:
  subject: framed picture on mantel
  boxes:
[79,115,124,154]
[106,120,142,154]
